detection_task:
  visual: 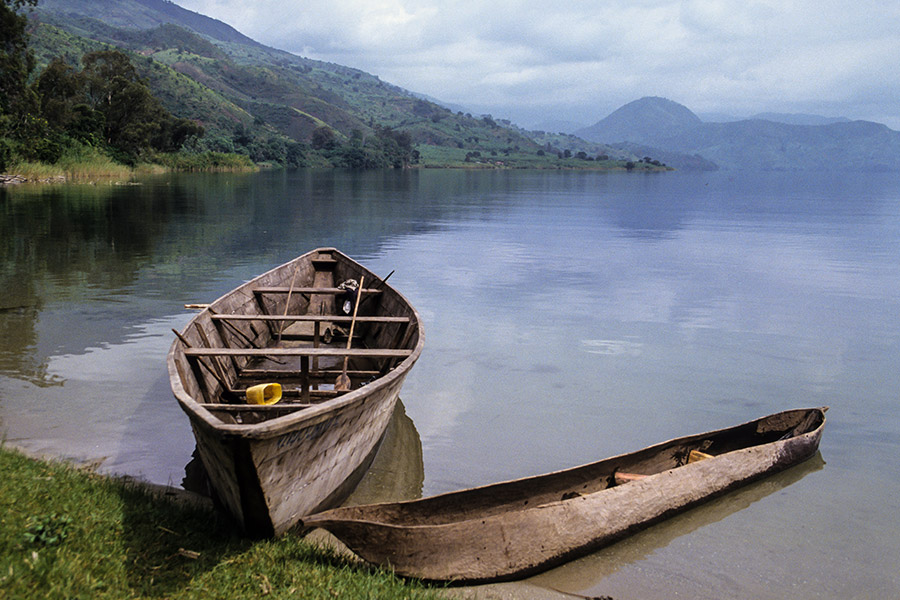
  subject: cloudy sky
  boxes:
[174,0,900,129]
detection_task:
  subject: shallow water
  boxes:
[2,168,899,598]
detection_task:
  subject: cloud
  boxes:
[175,0,900,128]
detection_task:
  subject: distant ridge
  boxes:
[700,112,853,126]
[35,0,261,47]
[577,97,900,171]
[749,113,852,127]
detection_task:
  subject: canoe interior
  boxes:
[170,248,420,426]
[310,408,825,527]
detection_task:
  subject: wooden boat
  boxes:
[167,248,424,537]
[301,407,826,582]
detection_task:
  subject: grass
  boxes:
[4,143,257,183]
[8,146,134,182]
[0,446,447,599]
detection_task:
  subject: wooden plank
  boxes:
[211,314,409,323]
[200,403,312,412]
[184,347,412,358]
[239,368,379,378]
[254,287,384,296]
[206,388,341,400]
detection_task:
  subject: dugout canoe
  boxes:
[167,248,424,537]
[301,407,826,582]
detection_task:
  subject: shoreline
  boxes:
[0,442,576,599]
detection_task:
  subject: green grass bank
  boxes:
[0,446,445,599]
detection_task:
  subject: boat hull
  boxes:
[188,373,405,535]
[302,407,825,582]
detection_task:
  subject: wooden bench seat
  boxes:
[253,287,383,296]
[210,314,409,323]
[200,403,312,414]
[183,347,411,358]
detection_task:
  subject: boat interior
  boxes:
[171,249,418,424]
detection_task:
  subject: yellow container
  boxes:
[246,383,282,405]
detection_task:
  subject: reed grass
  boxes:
[3,144,257,183]
[0,446,445,600]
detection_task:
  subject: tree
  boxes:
[0,0,39,140]
[33,58,82,132]
[77,50,203,158]
[311,126,336,150]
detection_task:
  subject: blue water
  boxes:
[2,168,899,598]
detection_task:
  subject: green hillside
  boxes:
[26,0,659,170]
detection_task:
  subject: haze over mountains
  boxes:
[576,97,900,171]
[28,0,900,171]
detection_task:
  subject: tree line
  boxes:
[1,0,205,170]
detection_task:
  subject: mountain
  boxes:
[578,97,900,171]
[576,97,703,146]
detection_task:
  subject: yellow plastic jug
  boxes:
[245,383,282,405]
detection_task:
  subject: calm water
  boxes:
[2,168,899,598]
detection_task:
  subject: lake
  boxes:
[2,168,899,598]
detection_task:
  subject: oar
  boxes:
[335,275,364,392]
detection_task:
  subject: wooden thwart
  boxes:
[211,314,409,323]
[184,347,411,358]
[241,368,380,379]
[254,286,384,296]
[200,403,313,412]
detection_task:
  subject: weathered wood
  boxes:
[201,403,313,412]
[167,247,424,537]
[239,368,380,379]
[211,314,409,323]
[301,407,827,583]
[184,348,411,358]
[254,286,384,296]
[171,328,234,402]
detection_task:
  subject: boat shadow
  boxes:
[528,451,826,591]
